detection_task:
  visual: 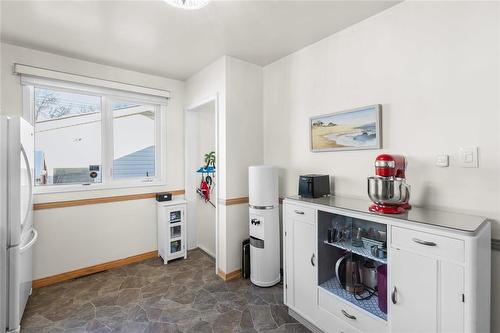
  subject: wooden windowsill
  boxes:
[220,197,249,206]
[34,193,282,210]
[33,189,185,210]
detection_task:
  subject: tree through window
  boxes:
[34,87,102,186]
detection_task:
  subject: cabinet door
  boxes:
[285,213,317,321]
[390,248,438,333]
[167,207,183,224]
[166,207,185,256]
[440,262,464,333]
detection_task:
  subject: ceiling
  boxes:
[1,1,399,80]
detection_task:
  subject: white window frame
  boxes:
[22,77,168,194]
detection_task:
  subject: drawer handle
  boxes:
[310,253,315,267]
[294,210,305,215]
[391,286,397,304]
[412,238,437,246]
[341,309,356,320]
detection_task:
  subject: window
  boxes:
[25,81,166,193]
[34,87,102,186]
[112,101,156,179]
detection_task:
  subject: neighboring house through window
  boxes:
[112,102,156,179]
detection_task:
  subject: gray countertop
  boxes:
[285,195,488,234]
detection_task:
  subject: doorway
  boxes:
[185,96,218,273]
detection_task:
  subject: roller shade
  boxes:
[14,63,170,100]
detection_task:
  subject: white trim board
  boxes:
[197,244,216,259]
[14,63,170,99]
[288,309,323,333]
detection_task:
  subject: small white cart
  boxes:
[157,199,187,264]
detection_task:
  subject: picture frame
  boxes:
[310,104,382,152]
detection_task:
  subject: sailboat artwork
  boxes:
[310,105,382,152]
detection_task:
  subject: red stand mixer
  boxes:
[367,154,411,214]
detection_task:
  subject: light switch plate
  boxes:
[459,146,478,168]
[436,154,449,167]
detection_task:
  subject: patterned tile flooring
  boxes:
[21,249,310,333]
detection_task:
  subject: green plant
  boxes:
[204,151,215,168]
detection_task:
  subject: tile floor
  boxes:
[21,249,310,333]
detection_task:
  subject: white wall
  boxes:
[195,103,216,256]
[186,57,226,198]
[224,57,263,273]
[0,36,2,114]
[185,57,226,271]
[186,101,216,257]
[225,57,263,198]
[33,199,157,279]
[1,43,185,279]
[262,1,500,330]
[263,1,500,236]
[185,56,263,274]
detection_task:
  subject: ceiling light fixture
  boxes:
[165,0,210,10]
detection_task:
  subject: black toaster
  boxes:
[298,174,330,198]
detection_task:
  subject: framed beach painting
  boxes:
[310,104,382,152]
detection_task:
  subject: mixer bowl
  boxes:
[367,176,410,205]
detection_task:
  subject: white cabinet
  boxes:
[391,230,466,333]
[440,262,465,333]
[283,198,490,333]
[157,200,187,264]
[390,248,439,333]
[284,204,317,323]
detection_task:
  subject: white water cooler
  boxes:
[248,165,280,287]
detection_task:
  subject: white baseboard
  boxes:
[289,308,323,333]
[196,244,215,259]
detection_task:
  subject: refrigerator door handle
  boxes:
[20,144,33,229]
[20,229,37,254]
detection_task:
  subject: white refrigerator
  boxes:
[0,116,37,333]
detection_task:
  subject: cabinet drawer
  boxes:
[285,204,315,223]
[316,308,360,333]
[318,288,387,333]
[391,226,465,263]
